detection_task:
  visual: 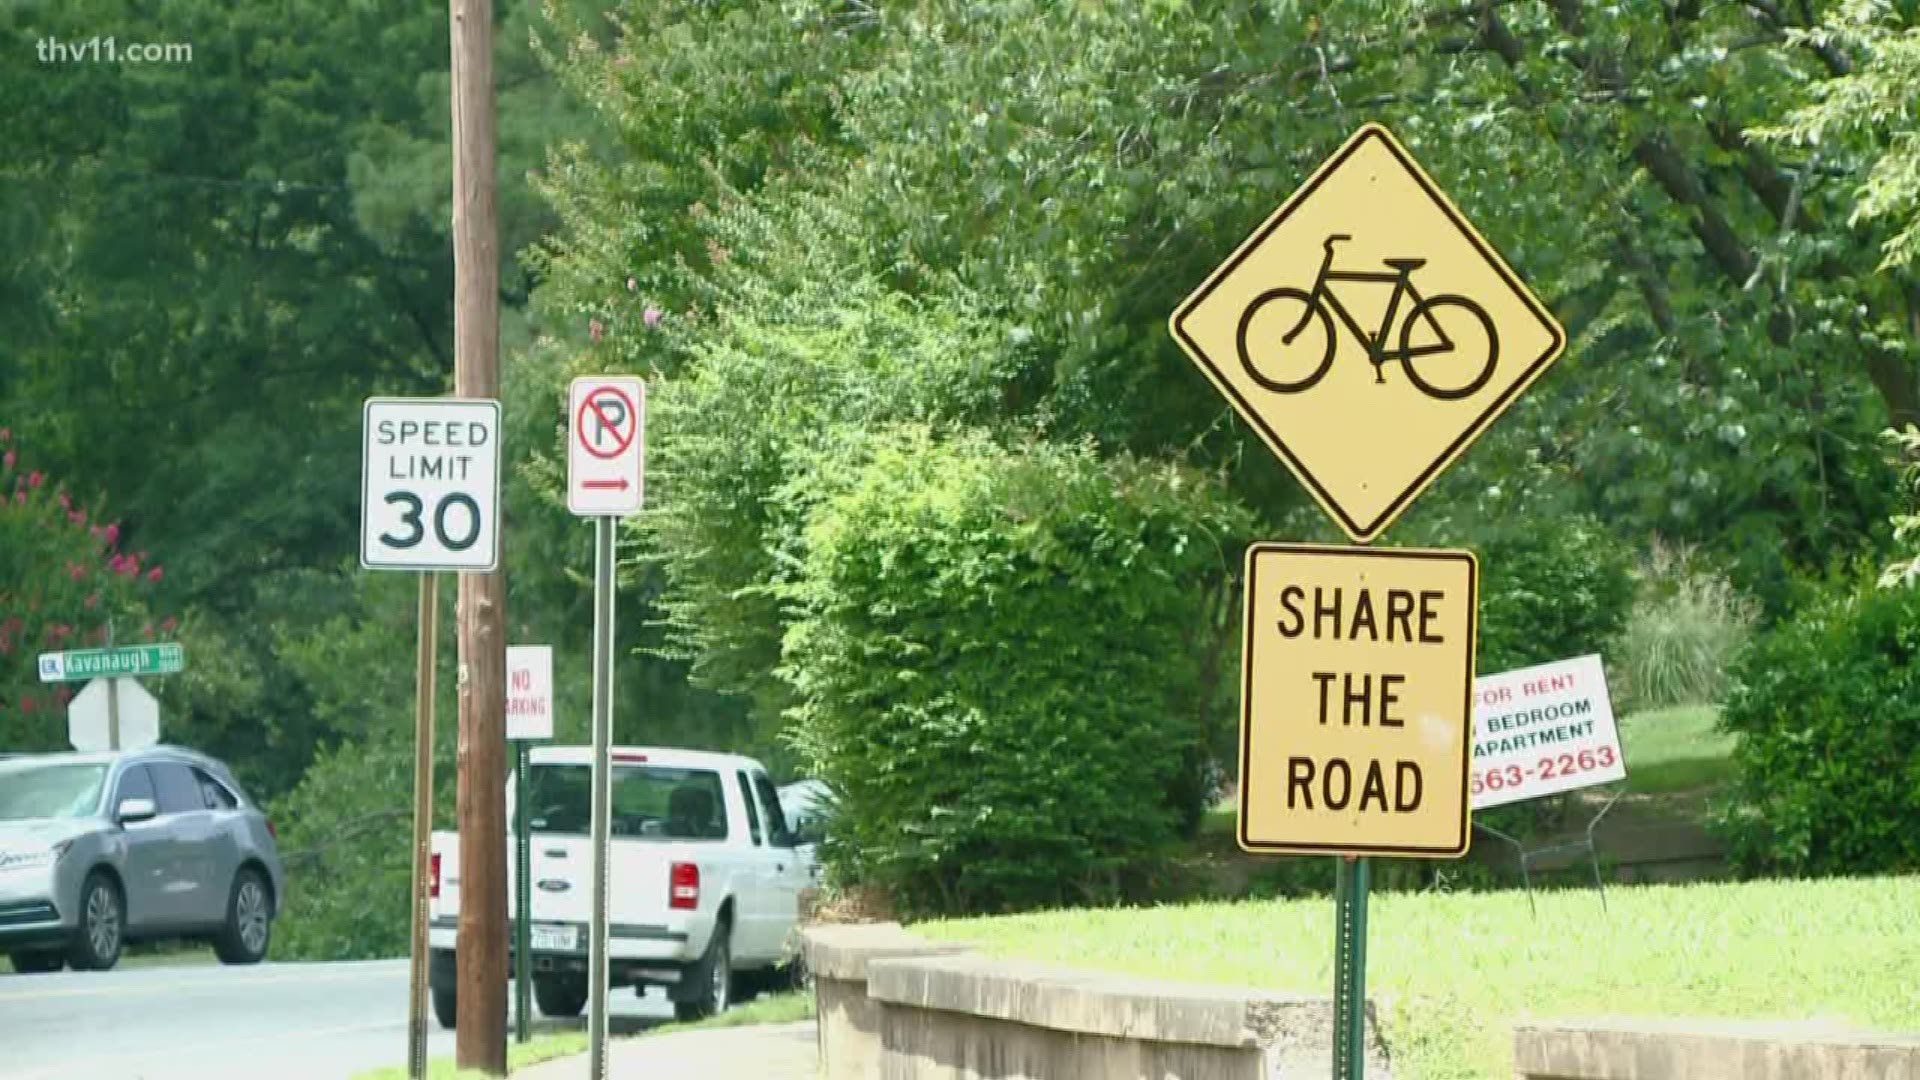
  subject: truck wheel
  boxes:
[673,920,731,1022]
[212,869,273,965]
[534,975,587,1019]
[432,984,458,1029]
[66,871,123,972]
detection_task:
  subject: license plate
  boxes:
[531,924,579,952]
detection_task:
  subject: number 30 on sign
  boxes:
[361,398,502,572]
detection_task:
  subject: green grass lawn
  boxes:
[348,992,814,1079]
[649,988,814,1035]
[1618,704,1737,794]
[918,876,1920,1080]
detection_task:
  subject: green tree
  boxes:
[0,432,172,750]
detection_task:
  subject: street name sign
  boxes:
[1471,654,1625,809]
[361,398,502,572]
[1237,543,1477,857]
[38,643,185,683]
[1169,123,1565,542]
[566,376,645,517]
[506,645,554,742]
[69,678,160,752]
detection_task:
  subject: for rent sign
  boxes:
[1470,654,1625,808]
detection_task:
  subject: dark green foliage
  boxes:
[269,731,454,962]
[784,431,1253,915]
[1473,516,1637,677]
[1717,569,1920,876]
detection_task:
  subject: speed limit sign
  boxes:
[360,397,501,572]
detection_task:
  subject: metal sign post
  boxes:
[406,573,439,1080]
[587,517,615,1080]
[361,394,496,1078]
[514,743,532,1044]
[1332,856,1371,1079]
[566,375,644,1080]
[505,644,552,1046]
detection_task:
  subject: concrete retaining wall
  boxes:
[1514,1018,1920,1080]
[803,922,1389,1080]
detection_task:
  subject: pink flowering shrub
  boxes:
[0,432,178,747]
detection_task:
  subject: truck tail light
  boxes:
[669,862,699,910]
[265,819,278,841]
[430,853,442,900]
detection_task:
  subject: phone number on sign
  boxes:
[1470,746,1617,795]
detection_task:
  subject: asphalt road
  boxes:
[0,959,674,1080]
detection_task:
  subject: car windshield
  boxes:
[523,764,728,842]
[0,762,109,821]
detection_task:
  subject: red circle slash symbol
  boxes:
[576,387,637,460]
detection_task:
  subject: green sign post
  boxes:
[38,643,185,683]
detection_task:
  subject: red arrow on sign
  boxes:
[582,479,629,490]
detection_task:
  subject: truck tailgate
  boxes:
[431,830,700,934]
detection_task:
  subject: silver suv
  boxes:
[0,747,286,973]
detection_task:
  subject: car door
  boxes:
[146,761,223,927]
[110,765,179,929]
[730,769,778,962]
[190,766,247,922]
[750,771,809,957]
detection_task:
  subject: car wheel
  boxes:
[534,975,587,1019]
[432,984,459,1029]
[673,919,731,1022]
[9,951,63,974]
[212,868,273,965]
[67,871,123,972]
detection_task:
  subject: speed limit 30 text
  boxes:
[375,417,492,553]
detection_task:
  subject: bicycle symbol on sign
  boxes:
[1236,234,1499,400]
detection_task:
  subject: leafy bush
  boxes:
[1717,566,1920,876]
[1472,515,1637,676]
[782,429,1252,916]
[1614,544,1758,712]
[0,432,175,748]
[1883,425,1920,588]
[640,277,1025,739]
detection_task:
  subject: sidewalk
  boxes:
[516,1022,818,1079]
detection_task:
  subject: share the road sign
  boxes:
[567,376,645,517]
[1170,123,1565,542]
[39,643,185,683]
[1237,544,1477,858]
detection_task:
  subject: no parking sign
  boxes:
[566,376,645,517]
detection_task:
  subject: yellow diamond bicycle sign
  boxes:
[1170,123,1565,542]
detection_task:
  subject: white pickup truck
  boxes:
[427,746,815,1026]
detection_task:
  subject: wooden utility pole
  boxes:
[449,0,507,1073]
